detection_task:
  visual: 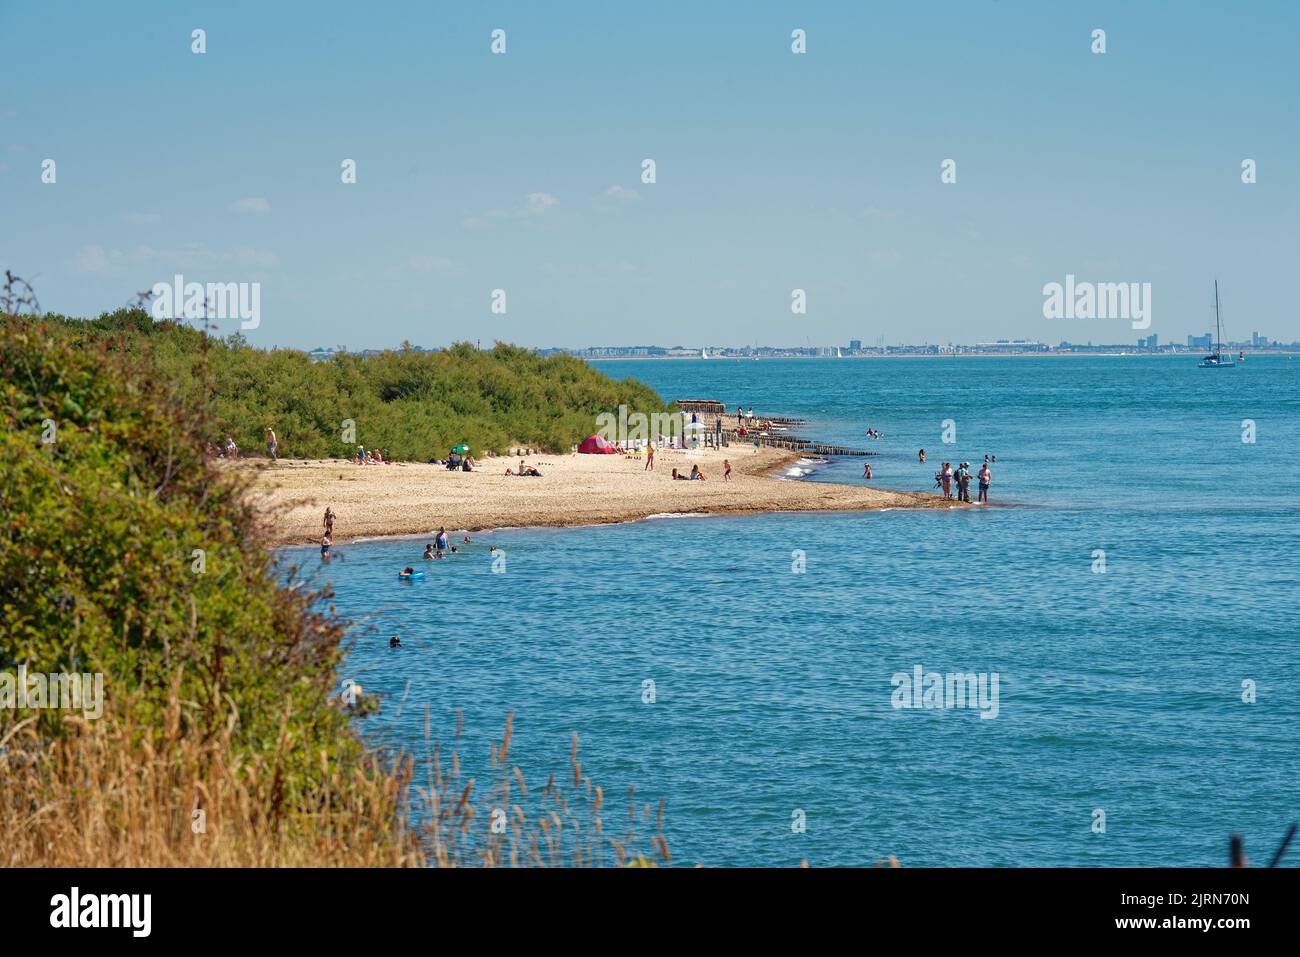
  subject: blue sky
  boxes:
[2,0,1297,349]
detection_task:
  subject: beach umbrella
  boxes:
[451,443,470,454]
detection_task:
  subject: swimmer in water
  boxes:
[390,636,401,648]
[399,566,415,578]
[423,544,434,560]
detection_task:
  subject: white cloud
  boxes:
[863,206,902,221]
[70,242,280,277]
[230,197,271,214]
[406,255,465,275]
[595,185,640,212]
[466,193,559,229]
[73,245,112,275]
[525,192,559,215]
[229,246,280,268]
[540,260,642,277]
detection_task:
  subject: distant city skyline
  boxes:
[4,1,1298,349]
[300,330,1297,362]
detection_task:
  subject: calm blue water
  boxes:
[281,356,1300,866]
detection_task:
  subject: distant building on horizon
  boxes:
[974,339,1049,353]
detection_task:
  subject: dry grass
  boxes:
[1,699,669,868]
[417,710,671,868]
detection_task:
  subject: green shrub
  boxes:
[0,317,357,801]
[34,310,671,461]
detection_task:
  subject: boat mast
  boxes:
[1214,280,1221,352]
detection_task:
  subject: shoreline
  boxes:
[239,446,960,546]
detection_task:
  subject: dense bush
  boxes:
[0,316,358,800]
[36,310,671,460]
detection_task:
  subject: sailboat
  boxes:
[701,347,709,359]
[836,347,844,358]
[1199,280,1236,368]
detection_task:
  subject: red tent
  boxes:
[577,434,617,454]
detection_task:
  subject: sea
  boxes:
[279,355,1300,866]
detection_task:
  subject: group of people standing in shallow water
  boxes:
[859,443,995,503]
[930,455,994,503]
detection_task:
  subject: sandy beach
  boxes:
[237,445,954,545]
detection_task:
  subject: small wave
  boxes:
[644,512,709,520]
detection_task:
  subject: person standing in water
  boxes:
[435,527,448,551]
[863,462,873,480]
[918,449,926,464]
[978,461,991,503]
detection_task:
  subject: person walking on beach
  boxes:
[323,506,335,537]
[645,444,655,471]
[723,459,732,481]
[265,426,278,461]
[978,462,991,503]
